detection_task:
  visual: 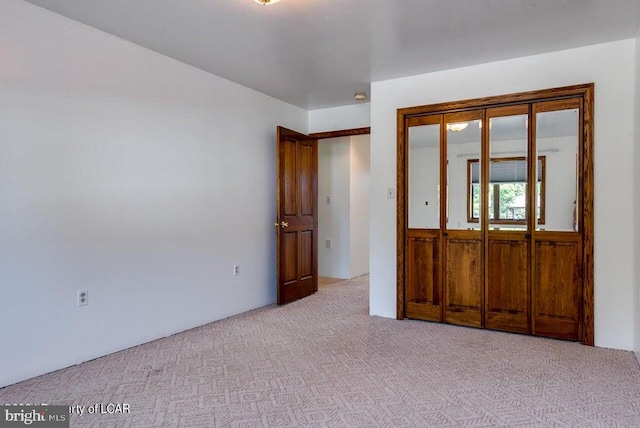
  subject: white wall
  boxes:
[318,138,351,278]
[370,39,636,350]
[0,0,307,388]
[349,135,370,278]
[309,103,371,133]
[317,135,370,279]
[634,29,640,362]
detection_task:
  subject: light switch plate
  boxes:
[387,187,395,199]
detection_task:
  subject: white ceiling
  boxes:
[24,0,640,110]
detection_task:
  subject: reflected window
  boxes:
[468,157,545,224]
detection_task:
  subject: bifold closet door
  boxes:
[532,99,583,341]
[405,115,442,321]
[484,106,531,334]
[443,111,483,328]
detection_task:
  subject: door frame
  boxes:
[395,83,594,345]
[310,127,370,140]
[309,127,371,281]
[276,126,370,304]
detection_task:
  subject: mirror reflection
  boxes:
[485,114,534,230]
[408,124,440,229]
[536,108,579,231]
[446,119,482,230]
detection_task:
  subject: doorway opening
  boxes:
[315,129,371,283]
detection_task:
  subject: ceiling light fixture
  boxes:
[354,92,367,101]
[446,122,468,132]
[254,0,280,4]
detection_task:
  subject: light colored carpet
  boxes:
[2,275,640,427]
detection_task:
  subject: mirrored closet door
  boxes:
[397,84,594,344]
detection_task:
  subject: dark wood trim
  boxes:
[310,127,370,140]
[396,113,406,320]
[438,114,446,322]
[582,84,595,346]
[481,109,489,328]
[398,83,593,117]
[529,104,537,337]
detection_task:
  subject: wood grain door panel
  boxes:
[283,139,298,216]
[406,230,440,321]
[299,230,313,280]
[277,127,318,305]
[298,144,314,217]
[282,232,298,284]
[533,233,581,340]
[444,231,482,327]
[486,233,529,333]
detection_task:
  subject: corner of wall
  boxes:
[308,103,371,134]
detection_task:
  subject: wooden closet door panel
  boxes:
[533,234,581,340]
[532,100,583,341]
[406,232,441,321]
[444,232,482,327]
[486,235,529,333]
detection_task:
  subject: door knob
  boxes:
[274,221,289,228]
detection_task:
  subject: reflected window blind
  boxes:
[470,158,543,183]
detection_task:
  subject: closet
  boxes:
[396,84,594,344]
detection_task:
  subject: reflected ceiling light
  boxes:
[254,0,280,4]
[354,92,367,101]
[446,122,468,132]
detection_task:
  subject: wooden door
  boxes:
[443,111,483,327]
[444,230,483,326]
[397,84,593,344]
[484,106,531,334]
[276,127,318,305]
[531,100,583,340]
[404,115,442,321]
[486,232,529,333]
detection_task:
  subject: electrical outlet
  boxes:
[77,289,88,306]
[233,264,240,276]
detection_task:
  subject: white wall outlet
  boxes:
[387,187,395,199]
[325,239,332,249]
[326,195,332,204]
[77,289,88,306]
[233,264,240,276]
